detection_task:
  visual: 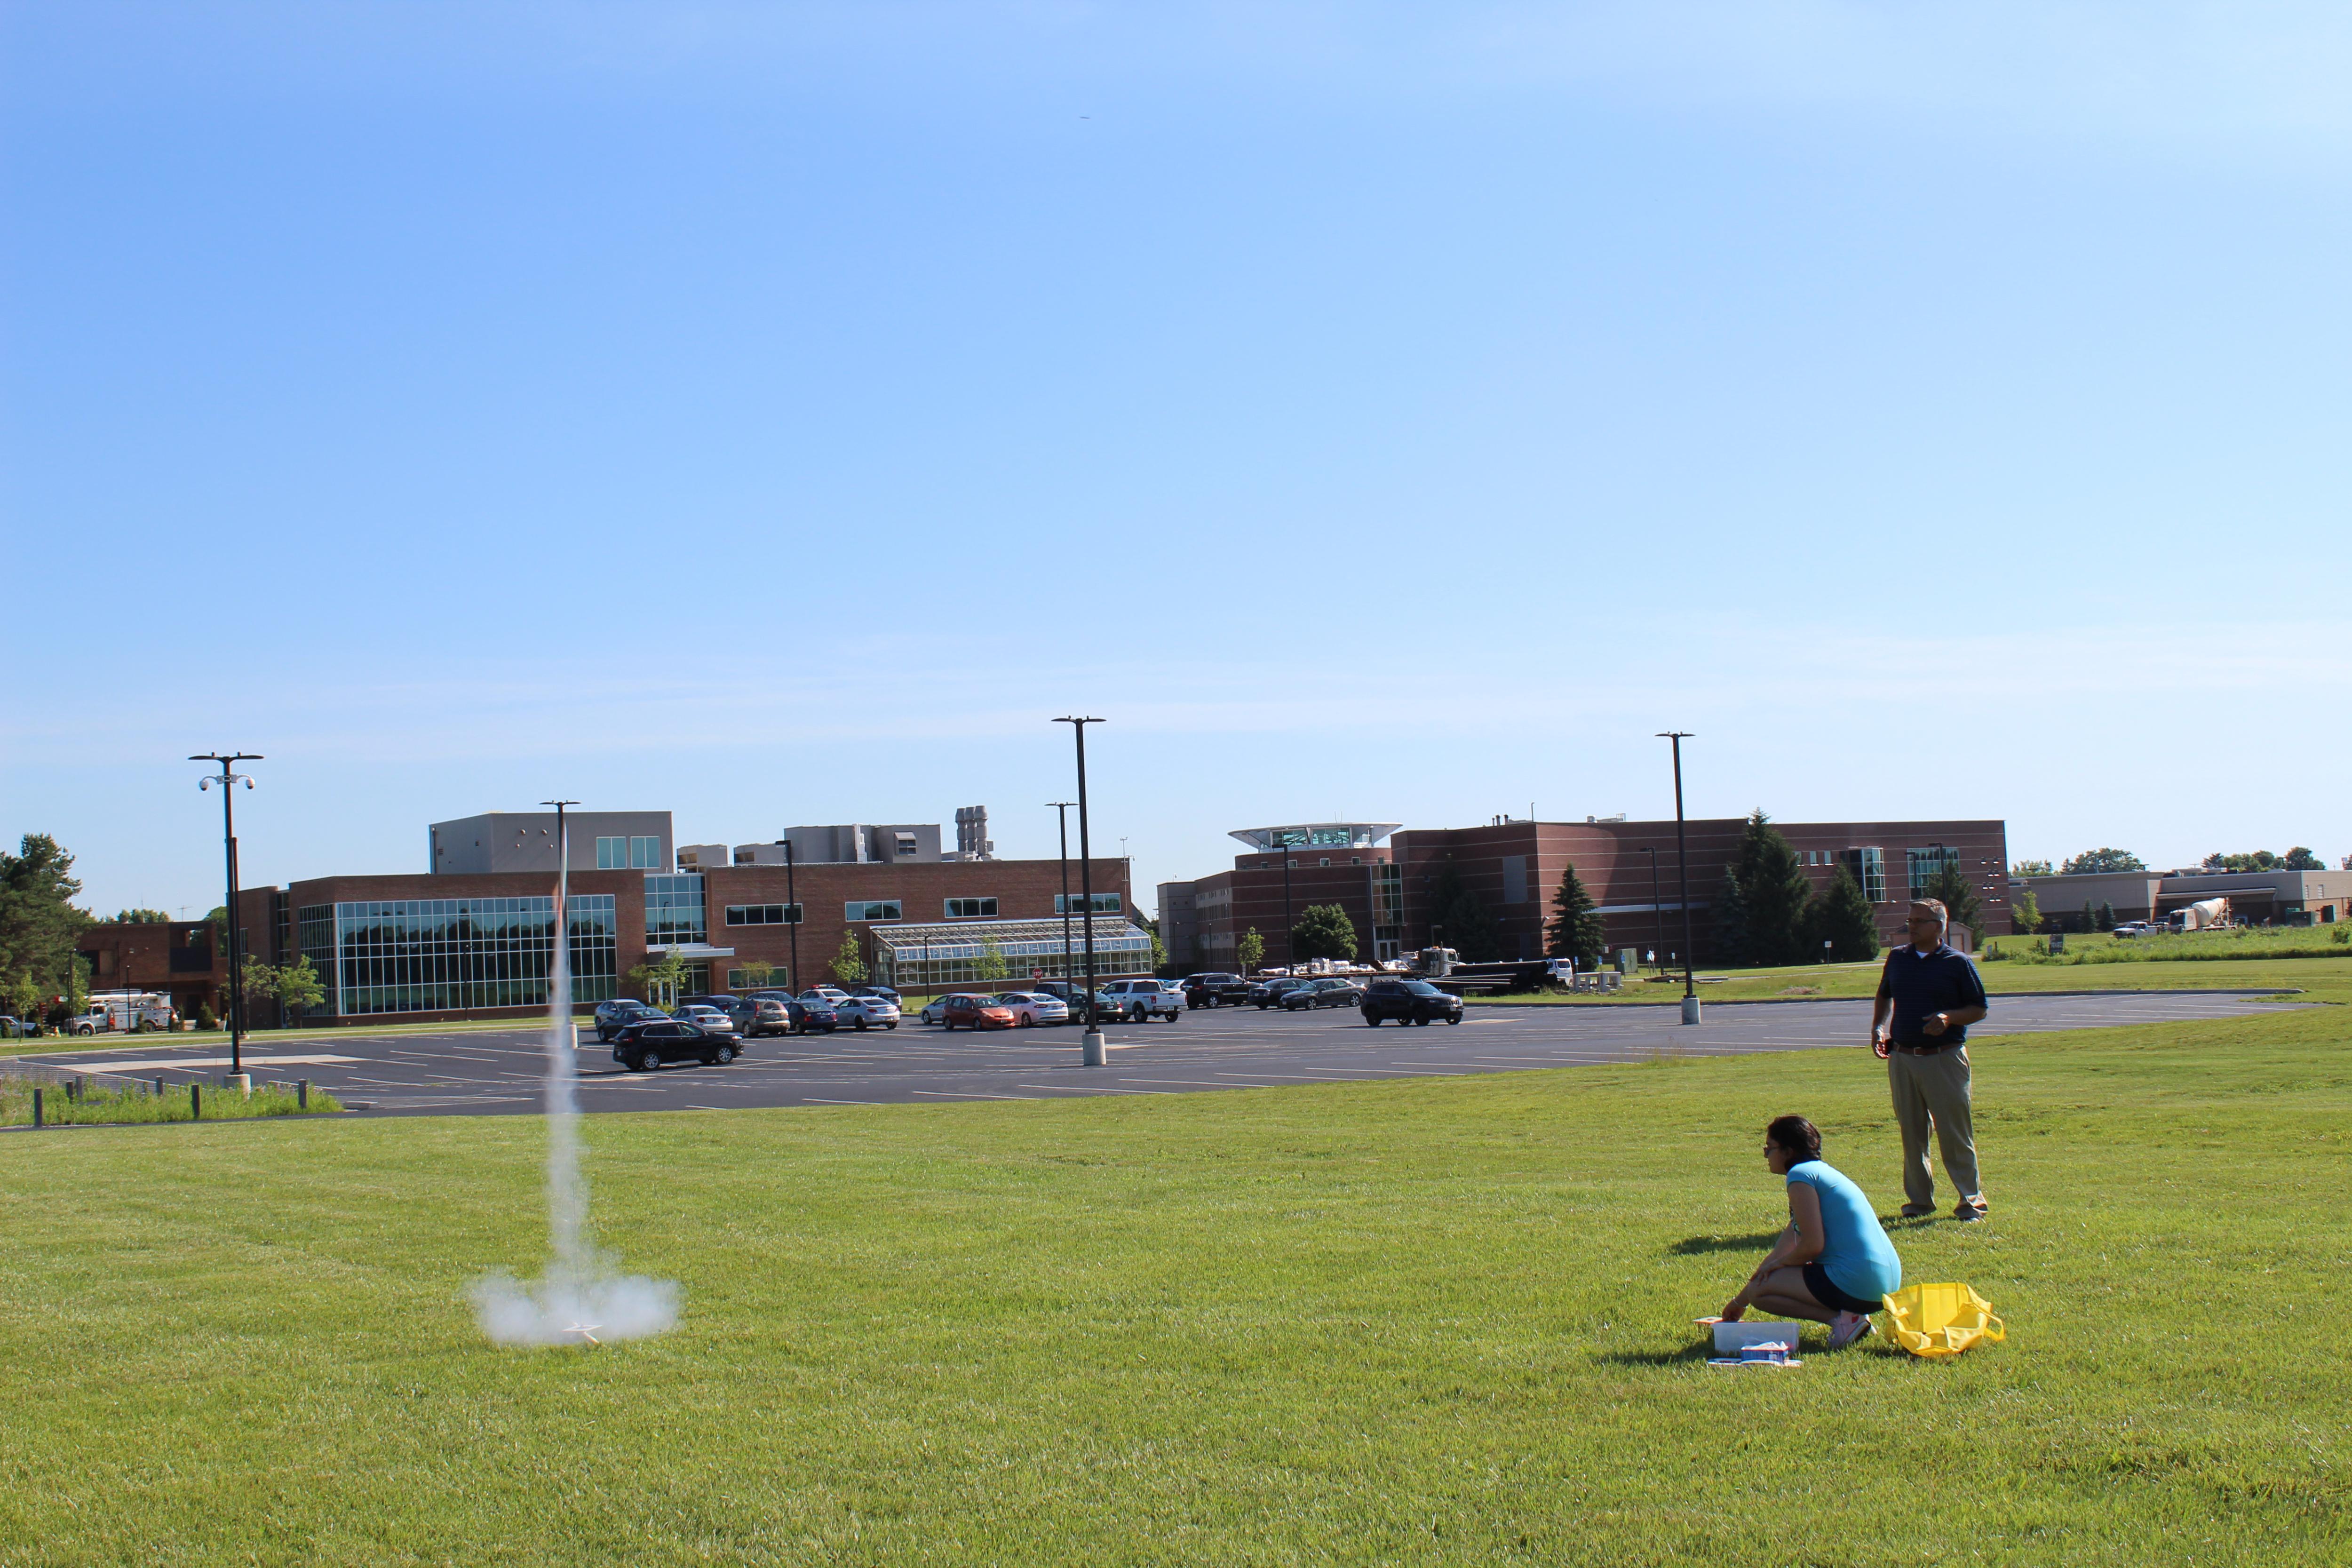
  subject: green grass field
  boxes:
[1489,950,2352,1006]
[1,997,2345,1564]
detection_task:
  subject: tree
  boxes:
[0,834,90,1012]
[1718,810,1813,967]
[2096,900,2116,931]
[1426,865,1502,963]
[1290,904,1359,962]
[1543,862,1605,967]
[2283,847,2323,871]
[1803,865,1880,962]
[974,938,1009,983]
[625,949,690,1008]
[2081,900,2095,934]
[239,954,278,1017]
[827,932,867,986]
[2061,848,2145,874]
[5,970,40,1024]
[1923,863,1984,944]
[2202,850,2279,872]
[2008,882,2042,935]
[62,953,90,1026]
[274,955,326,1020]
[1235,928,1264,974]
[738,960,774,990]
[103,908,173,925]
[2010,859,2054,879]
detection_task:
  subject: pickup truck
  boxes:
[1098,979,1184,1022]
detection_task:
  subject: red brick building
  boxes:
[1168,817,2009,971]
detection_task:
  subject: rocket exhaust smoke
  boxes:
[472,821,680,1347]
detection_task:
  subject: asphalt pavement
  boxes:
[17,989,2290,1118]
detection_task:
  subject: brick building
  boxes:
[1168,816,2010,971]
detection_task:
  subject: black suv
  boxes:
[1359,978,1464,1026]
[609,1019,739,1071]
[593,999,669,1042]
[1180,972,1251,1009]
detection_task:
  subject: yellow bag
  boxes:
[1880,1282,2006,1359]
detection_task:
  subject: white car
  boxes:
[834,996,900,1031]
[799,987,853,1008]
[992,991,1070,1027]
[1097,979,1183,1023]
[673,1003,737,1036]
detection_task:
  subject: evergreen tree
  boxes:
[2081,900,2095,934]
[1426,865,1503,962]
[1290,903,1360,962]
[2096,900,2116,932]
[1922,863,1984,944]
[0,834,90,1011]
[1720,810,1813,966]
[1803,865,1880,962]
[2282,846,2323,871]
[1713,860,1752,968]
[1543,861,1606,967]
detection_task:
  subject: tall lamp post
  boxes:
[1640,845,1664,976]
[783,838,799,991]
[1054,717,1106,1066]
[191,752,262,1077]
[1049,802,1076,990]
[1279,836,1295,969]
[1657,732,1700,1025]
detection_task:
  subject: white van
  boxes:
[73,992,175,1035]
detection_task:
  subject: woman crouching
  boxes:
[1721,1115,1901,1349]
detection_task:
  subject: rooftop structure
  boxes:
[429,811,673,875]
[1228,823,1401,852]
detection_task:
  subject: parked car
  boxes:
[672,1003,738,1036]
[594,999,669,1042]
[1032,980,1095,1017]
[0,1015,29,1040]
[1248,978,1313,1009]
[1098,979,1184,1022]
[846,984,902,1003]
[992,991,1070,1027]
[1282,978,1366,1011]
[609,1018,739,1071]
[939,993,1017,1031]
[1359,977,1465,1026]
[679,994,755,1030]
[2111,921,2157,939]
[835,995,901,1031]
[800,986,854,1008]
[740,996,806,1036]
[1180,972,1252,1009]
[745,989,834,1034]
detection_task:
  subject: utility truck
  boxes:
[71,991,175,1034]
[2166,898,2230,933]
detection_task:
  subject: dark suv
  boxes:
[1180,972,1251,1009]
[594,999,668,1043]
[609,1019,739,1071]
[1359,978,1464,1027]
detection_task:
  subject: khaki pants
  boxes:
[1887,1045,1985,1214]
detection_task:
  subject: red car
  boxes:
[941,993,1018,1031]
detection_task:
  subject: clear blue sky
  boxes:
[5,3,2348,918]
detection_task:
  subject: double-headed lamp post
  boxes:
[191,752,262,1076]
[1656,731,1700,1025]
[1049,802,1076,992]
[1054,717,1106,1066]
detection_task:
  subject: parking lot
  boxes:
[19,990,2289,1118]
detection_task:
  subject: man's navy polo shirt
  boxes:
[1877,943,1989,1045]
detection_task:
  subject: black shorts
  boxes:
[1803,1262,1884,1316]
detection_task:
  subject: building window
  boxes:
[894,832,919,858]
[1055,892,1122,914]
[596,836,627,870]
[1907,846,1959,899]
[644,875,707,946]
[846,900,903,922]
[944,897,998,918]
[724,903,802,926]
[1837,847,1886,902]
[631,835,661,869]
[311,894,619,1016]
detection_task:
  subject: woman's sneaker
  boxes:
[1828,1311,1875,1349]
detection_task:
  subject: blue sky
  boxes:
[5,2,2348,918]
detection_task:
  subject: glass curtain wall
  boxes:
[644,875,707,946]
[869,919,1153,990]
[311,895,618,1015]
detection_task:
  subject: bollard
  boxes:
[32,1088,42,1129]
[155,1078,165,1097]
[191,1083,201,1120]
[297,1079,308,1110]
[66,1077,80,1104]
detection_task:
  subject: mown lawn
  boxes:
[0,1004,2345,1564]
[1494,951,2352,1006]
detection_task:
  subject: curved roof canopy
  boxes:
[1229,823,1401,851]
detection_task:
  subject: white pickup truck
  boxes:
[72,992,176,1035]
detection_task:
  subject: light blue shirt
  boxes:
[1786,1159,1902,1302]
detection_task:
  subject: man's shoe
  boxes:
[1828,1311,1875,1349]
[1954,1206,1987,1223]
[1899,1205,1936,1219]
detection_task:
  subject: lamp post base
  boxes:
[1680,996,1703,1026]
[224,1073,253,1095]
[1081,1030,1107,1067]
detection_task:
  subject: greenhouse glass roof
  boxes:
[867,917,1152,963]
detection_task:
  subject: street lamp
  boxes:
[1049,802,1076,990]
[1640,845,1663,977]
[1054,717,1106,1066]
[784,836,799,991]
[191,752,261,1077]
[1656,732,1700,1025]
[1279,834,1295,968]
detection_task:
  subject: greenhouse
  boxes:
[868,917,1156,991]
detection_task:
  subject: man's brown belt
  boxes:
[1892,1041,1958,1054]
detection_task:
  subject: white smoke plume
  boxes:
[472,847,681,1347]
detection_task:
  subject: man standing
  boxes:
[1871,899,1990,1221]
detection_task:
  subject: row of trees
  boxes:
[2033,846,2326,877]
[1,834,93,1025]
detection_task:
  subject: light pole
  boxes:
[1641,845,1663,976]
[1055,717,1106,1066]
[191,752,261,1077]
[1279,835,1295,969]
[1657,732,1700,1025]
[784,837,799,991]
[1049,802,1076,990]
